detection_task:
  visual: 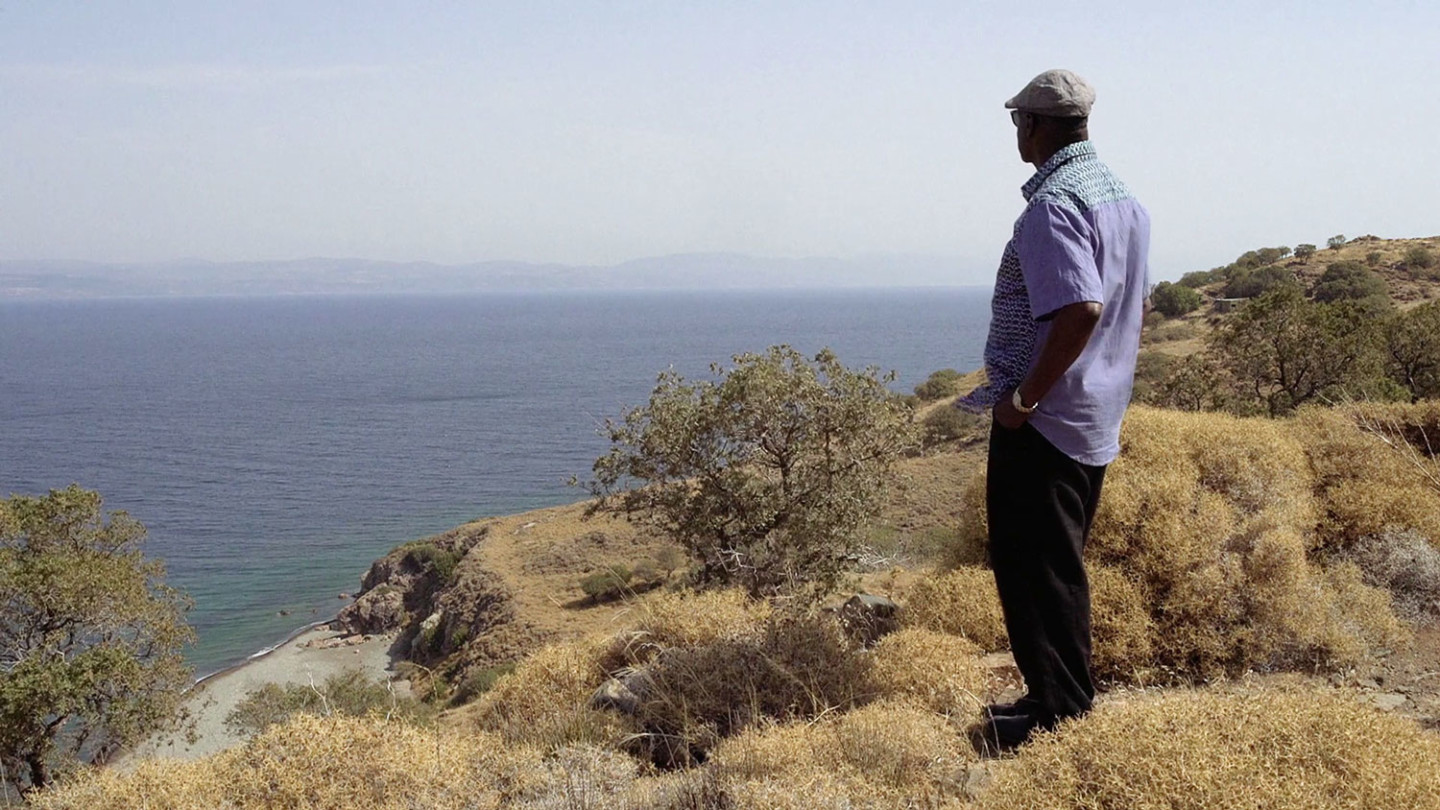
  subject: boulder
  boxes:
[836,593,901,647]
[335,587,405,635]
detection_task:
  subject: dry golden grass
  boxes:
[710,698,974,809]
[1295,402,1440,552]
[630,609,873,760]
[37,715,547,810]
[1086,406,1406,679]
[899,565,1008,652]
[977,687,1440,810]
[460,632,639,749]
[596,588,773,673]
[1088,564,1154,682]
[867,627,990,714]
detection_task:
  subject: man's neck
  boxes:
[1028,138,1087,170]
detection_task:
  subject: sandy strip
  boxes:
[118,626,406,765]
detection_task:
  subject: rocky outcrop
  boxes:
[333,521,545,680]
[335,523,490,635]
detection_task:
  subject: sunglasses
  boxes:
[1010,110,1027,127]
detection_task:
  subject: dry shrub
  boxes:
[900,565,1008,651]
[632,609,870,760]
[37,715,546,810]
[1088,564,1154,682]
[867,627,991,714]
[468,633,638,748]
[1089,406,1405,679]
[940,470,989,569]
[1346,527,1440,621]
[1295,403,1440,551]
[710,699,974,809]
[598,588,772,673]
[977,688,1440,810]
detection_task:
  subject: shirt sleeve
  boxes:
[1015,201,1102,320]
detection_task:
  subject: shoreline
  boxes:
[190,617,338,688]
[119,623,405,765]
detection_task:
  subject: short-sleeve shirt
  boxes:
[958,141,1150,467]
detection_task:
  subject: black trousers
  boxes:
[986,420,1107,723]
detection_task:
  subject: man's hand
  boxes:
[993,393,1030,430]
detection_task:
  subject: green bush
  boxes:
[912,368,964,401]
[1405,245,1436,270]
[1223,265,1298,299]
[1178,268,1224,288]
[579,565,633,602]
[225,668,430,737]
[1327,234,1348,250]
[407,542,462,585]
[1294,243,1317,259]
[1312,260,1387,303]
[1150,281,1203,317]
[920,405,981,447]
[1366,251,1384,267]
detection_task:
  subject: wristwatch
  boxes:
[1012,388,1039,415]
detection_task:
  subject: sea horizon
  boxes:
[2,287,992,674]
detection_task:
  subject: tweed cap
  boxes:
[1005,69,1095,117]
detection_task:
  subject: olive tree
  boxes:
[0,486,193,795]
[584,346,920,600]
[1208,287,1382,416]
[1383,301,1440,401]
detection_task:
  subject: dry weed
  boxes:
[710,698,974,809]
[1346,527,1440,621]
[867,628,991,714]
[899,566,1008,652]
[632,609,870,761]
[467,633,638,748]
[1295,403,1440,551]
[1088,564,1154,682]
[977,687,1440,809]
[598,588,772,673]
[1087,406,1404,679]
[37,715,547,810]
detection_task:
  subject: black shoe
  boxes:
[983,695,1041,719]
[970,712,1041,757]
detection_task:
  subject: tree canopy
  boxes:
[0,486,193,794]
[583,346,919,600]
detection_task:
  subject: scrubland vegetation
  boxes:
[34,395,1440,807]
[20,238,1440,807]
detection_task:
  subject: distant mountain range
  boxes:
[0,253,982,299]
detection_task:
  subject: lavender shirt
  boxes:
[959,141,1150,467]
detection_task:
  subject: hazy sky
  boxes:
[3,1,1437,282]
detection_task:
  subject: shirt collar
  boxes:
[1021,140,1096,201]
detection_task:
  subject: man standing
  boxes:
[957,69,1150,751]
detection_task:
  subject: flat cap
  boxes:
[1005,69,1095,117]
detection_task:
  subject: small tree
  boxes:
[1383,302,1440,401]
[1150,281,1203,317]
[1327,234,1348,250]
[584,346,920,599]
[1208,287,1382,416]
[0,486,193,794]
[1294,243,1318,259]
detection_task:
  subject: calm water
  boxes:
[1,289,989,675]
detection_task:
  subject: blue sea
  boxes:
[0,289,990,676]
